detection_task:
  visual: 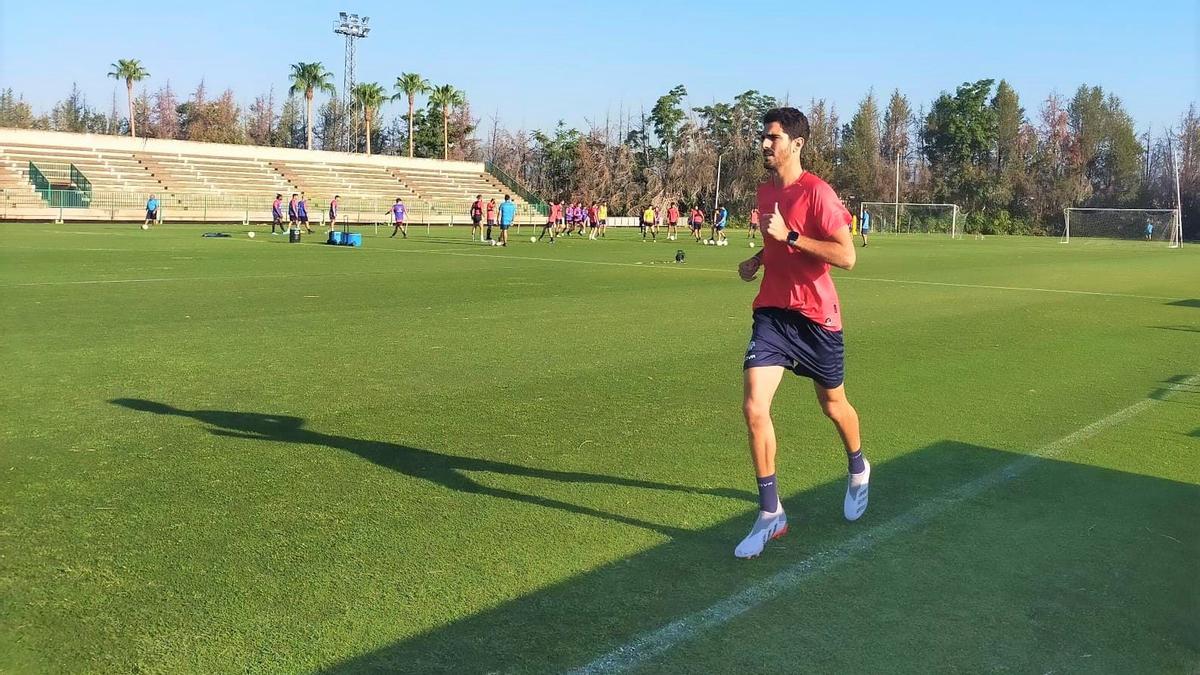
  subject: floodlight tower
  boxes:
[333,12,371,152]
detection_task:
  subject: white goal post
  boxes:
[1061,208,1182,247]
[859,202,961,238]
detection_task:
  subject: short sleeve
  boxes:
[811,182,851,238]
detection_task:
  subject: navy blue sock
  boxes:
[848,449,866,475]
[757,474,779,513]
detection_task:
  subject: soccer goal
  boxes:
[1061,208,1182,247]
[860,202,961,238]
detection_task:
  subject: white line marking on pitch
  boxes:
[349,245,1184,301]
[568,374,1200,674]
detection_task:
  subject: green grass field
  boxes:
[2,223,1197,674]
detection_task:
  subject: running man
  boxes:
[471,194,485,241]
[748,206,760,242]
[734,107,867,559]
[389,198,408,238]
[328,195,339,231]
[144,194,159,227]
[860,210,871,247]
[271,193,285,234]
[497,194,517,246]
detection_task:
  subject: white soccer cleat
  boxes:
[844,460,870,521]
[734,510,788,559]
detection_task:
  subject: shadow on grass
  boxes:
[109,398,750,538]
[1150,325,1200,334]
[308,437,1197,673]
[1165,298,1200,308]
[109,396,1199,673]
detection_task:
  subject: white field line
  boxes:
[568,374,1200,675]
[346,245,1184,301]
[3,233,1182,300]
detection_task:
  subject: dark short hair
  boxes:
[763,107,810,141]
[504,194,511,200]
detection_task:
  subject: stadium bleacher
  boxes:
[0,128,541,224]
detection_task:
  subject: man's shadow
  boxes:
[111,398,751,537]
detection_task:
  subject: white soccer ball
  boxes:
[530,236,536,243]
[140,223,149,230]
[247,231,256,239]
[706,239,715,246]
[748,241,756,248]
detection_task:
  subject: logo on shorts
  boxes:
[745,340,757,360]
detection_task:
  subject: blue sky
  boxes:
[1,0,1196,136]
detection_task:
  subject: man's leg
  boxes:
[814,382,869,521]
[736,365,789,558]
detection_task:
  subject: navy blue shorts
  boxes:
[744,308,845,389]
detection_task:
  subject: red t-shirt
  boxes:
[691,209,703,224]
[753,172,852,331]
[486,202,497,218]
[749,209,760,225]
[667,206,679,223]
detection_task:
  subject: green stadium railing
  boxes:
[485,161,548,216]
[69,164,93,207]
[0,187,549,225]
[25,161,90,208]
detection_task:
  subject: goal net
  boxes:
[1061,208,1182,247]
[860,202,961,238]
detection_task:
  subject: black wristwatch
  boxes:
[786,231,799,245]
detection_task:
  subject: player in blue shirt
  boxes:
[1145,221,1153,241]
[860,210,871,247]
[497,194,517,247]
[389,198,408,238]
[714,205,729,245]
[144,195,159,226]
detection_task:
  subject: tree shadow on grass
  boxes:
[1164,299,1200,309]
[110,398,751,538]
[315,440,1199,674]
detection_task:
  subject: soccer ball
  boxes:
[706,239,715,246]
[140,223,149,230]
[247,231,255,239]
[748,241,756,248]
[530,236,536,243]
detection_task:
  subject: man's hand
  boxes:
[738,255,762,282]
[760,202,789,242]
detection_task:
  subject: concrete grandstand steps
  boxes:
[0,128,544,224]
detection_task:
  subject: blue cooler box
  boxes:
[344,233,362,247]
[328,231,344,245]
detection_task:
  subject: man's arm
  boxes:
[789,226,856,270]
[761,206,856,270]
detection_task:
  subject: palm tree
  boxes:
[351,83,387,155]
[288,62,336,150]
[428,84,465,161]
[391,73,430,158]
[107,59,150,138]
